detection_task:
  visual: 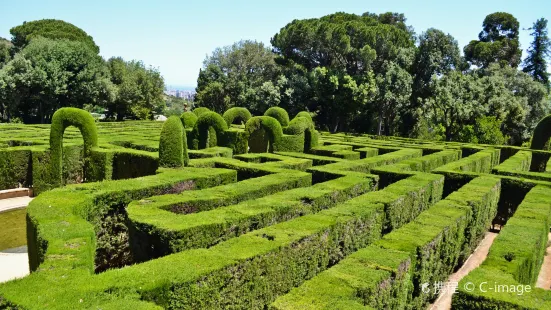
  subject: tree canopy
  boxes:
[464,12,522,68]
[10,19,99,53]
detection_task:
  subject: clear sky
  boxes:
[1,0,550,89]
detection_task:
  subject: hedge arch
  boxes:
[159,115,188,168]
[530,115,551,150]
[295,111,313,122]
[192,107,211,117]
[180,111,198,129]
[245,116,283,153]
[50,108,98,188]
[284,116,319,151]
[223,107,252,126]
[196,112,228,149]
[264,107,290,127]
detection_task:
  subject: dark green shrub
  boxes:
[223,107,252,126]
[264,107,290,127]
[530,114,551,150]
[50,107,98,188]
[295,111,312,122]
[245,116,283,153]
[195,111,228,149]
[192,107,211,117]
[159,115,188,167]
[180,111,197,128]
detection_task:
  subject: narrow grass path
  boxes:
[429,232,499,310]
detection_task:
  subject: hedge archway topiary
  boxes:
[245,116,283,153]
[284,116,319,152]
[264,107,290,127]
[195,112,228,149]
[50,107,98,188]
[295,111,313,122]
[180,111,198,129]
[223,107,252,126]
[159,115,188,168]
[192,107,211,117]
[530,115,551,150]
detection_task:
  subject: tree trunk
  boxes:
[332,117,340,133]
[377,111,383,136]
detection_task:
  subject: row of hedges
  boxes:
[271,176,501,309]
[0,166,442,309]
[307,148,422,183]
[183,107,319,155]
[454,185,551,309]
[127,162,375,260]
[372,149,462,188]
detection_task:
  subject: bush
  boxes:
[264,107,290,127]
[159,115,187,167]
[192,107,211,117]
[195,111,228,149]
[50,107,98,188]
[223,107,252,126]
[295,111,312,122]
[530,114,551,150]
[245,116,283,153]
[180,111,198,128]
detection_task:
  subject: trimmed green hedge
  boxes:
[374,176,501,308]
[530,114,551,150]
[245,116,283,153]
[453,185,551,309]
[222,107,252,126]
[159,115,187,168]
[195,111,228,149]
[180,111,198,129]
[264,107,290,127]
[49,107,98,188]
[192,107,211,117]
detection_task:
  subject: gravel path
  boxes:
[0,196,33,214]
[0,246,29,283]
[429,232,499,310]
[536,232,551,290]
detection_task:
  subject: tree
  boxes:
[271,12,413,132]
[195,40,278,114]
[464,12,522,68]
[423,71,484,140]
[106,57,165,120]
[0,37,114,123]
[523,18,551,90]
[374,57,413,135]
[412,29,463,101]
[10,19,99,53]
[0,37,12,68]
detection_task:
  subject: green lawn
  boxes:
[0,209,27,251]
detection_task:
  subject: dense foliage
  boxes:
[194,11,550,145]
[0,19,165,123]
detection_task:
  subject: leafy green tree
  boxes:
[195,40,277,114]
[464,12,522,68]
[272,12,412,132]
[412,29,463,102]
[475,116,507,144]
[423,71,483,140]
[0,37,12,68]
[478,63,548,144]
[374,59,413,135]
[10,19,99,53]
[0,37,113,123]
[523,18,551,90]
[106,57,165,120]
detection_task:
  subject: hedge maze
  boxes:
[1,107,551,309]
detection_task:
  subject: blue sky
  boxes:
[1,0,550,88]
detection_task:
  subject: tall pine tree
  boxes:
[523,18,551,90]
